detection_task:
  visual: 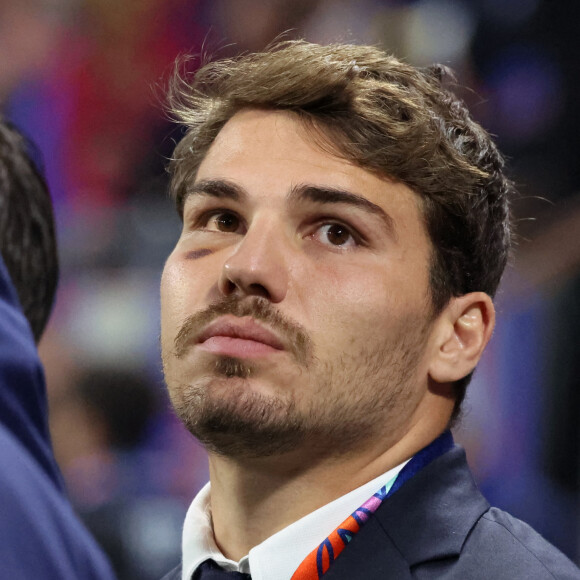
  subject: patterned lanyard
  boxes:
[291,431,454,580]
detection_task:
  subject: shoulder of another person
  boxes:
[0,426,115,580]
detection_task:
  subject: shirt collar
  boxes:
[181,459,408,580]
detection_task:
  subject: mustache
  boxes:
[173,295,312,366]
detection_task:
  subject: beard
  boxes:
[164,296,430,460]
[171,370,307,457]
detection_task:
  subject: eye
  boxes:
[205,211,243,233]
[316,223,358,248]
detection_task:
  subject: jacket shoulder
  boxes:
[342,444,580,579]
[463,507,580,578]
[412,504,580,579]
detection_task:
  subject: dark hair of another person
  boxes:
[166,40,515,418]
[0,119,58,342]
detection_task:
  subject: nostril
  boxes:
[219,276,270,299]
[247,283,270,299]
[222,278,238,296]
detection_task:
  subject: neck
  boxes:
[207,402,450,561]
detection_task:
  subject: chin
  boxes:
[172,379,307,458]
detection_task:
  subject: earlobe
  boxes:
[428,292,495,384]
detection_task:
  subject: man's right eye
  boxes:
[205,211,242,233]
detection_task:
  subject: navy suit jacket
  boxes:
[161,444,580,579]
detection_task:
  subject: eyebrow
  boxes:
[186,179,396,236]
[185,179,245,202]
[289,183,396,236]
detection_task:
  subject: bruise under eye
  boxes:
[185,249,213,260]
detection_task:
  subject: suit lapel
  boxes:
[322,446,489,578]
[376,446,489,566]
[322,515,412,579]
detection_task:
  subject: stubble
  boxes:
[165,295,430,460]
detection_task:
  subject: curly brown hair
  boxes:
[166,40,514,415]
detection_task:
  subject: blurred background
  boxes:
[2,0,579,576]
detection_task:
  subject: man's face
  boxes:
[161,109,438,460]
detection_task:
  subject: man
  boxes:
[0,118,115,579]
[160,41,580,579]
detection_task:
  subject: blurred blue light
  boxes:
[485,45,563,142]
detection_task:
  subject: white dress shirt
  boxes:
[181,460,408,580]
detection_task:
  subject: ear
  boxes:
[428,292,495,384]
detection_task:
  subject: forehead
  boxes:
[197,109,380,186]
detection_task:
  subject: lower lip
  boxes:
[197,336,282,358]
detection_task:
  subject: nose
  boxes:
[217,221,290,303]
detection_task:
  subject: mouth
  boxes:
[195,316,286,359]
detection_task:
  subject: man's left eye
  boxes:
[318,223,357,247]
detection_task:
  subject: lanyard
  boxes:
[291,431,454,580]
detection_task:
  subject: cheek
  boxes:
[295,262,387,345]
[160,252,223,342]
[296,256,429,347]
[160,257,190,338]
[303,257,421,312]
